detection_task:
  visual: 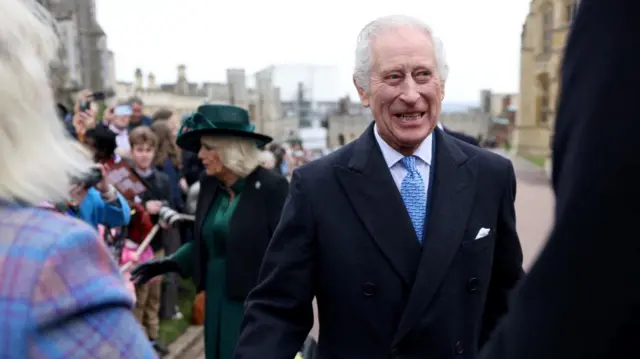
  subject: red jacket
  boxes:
[127,202,153,244]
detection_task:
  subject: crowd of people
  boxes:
[1,0,638,359]
[56,90,315,357]
[56,91,197,355]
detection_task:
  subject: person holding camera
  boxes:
[128,126,175,355]
[65,90,99,142]
[40,137,130,231]
[65,159,131,230]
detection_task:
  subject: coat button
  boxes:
[362,282,376,296]
[455,340,464,355]
[467,277,480,293]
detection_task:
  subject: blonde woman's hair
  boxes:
[258,150,276,169]
[0,0,94,205]
[201,136,261,178]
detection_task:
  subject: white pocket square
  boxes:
[475,227,491,240]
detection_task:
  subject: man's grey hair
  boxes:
[0,0,94,205]
[353,15,449,92]
[128,96,143,106]
[201,136,261,178]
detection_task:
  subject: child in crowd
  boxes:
[128,126,174,356]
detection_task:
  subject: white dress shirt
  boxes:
[373,123,433,196]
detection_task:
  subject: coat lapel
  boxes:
[335,124,422,286]
[393,129,478,345]
[192,175,219,290]
[195,176,219,236]
[229,168,263,229]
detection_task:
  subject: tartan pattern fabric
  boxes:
[400,156,427,243]
[0,204,157,359]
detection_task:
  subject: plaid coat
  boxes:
[0,202,157,359]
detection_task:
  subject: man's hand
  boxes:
[122,271,137,303]
[179,178,189,193]
[145,200,163,215]
[68,184,89,206]
[72,109,97,136]
[102,105,114,125]
[115,147,131,160]
[94,164,110,194]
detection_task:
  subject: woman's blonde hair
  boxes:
[201,136,261,178]
[0,0,94,205]
[258,150,276,169]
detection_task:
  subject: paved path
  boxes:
[490,149,554,269]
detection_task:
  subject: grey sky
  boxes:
[96,0,530,104]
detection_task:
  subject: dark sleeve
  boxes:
[181,151,204,186]
[234,170,315,359]
[479,160,524,347]
[164,161,184,212]
[179,151,192,179]
[157,172,174,208]
[481,1,640,358]
[266,174,290,237]
[467,136,480,147]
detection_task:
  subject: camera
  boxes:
[79,91,106,112]
[158,206,181,226]
[71,166,103,188]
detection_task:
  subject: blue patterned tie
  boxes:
[400,156,427,243]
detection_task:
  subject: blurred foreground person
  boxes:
[0,1,155,358]
[481,0,640,358]
[133,105,289,359]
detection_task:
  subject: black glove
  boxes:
[131,258,181,285]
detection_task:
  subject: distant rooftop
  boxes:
[492,117,510,125]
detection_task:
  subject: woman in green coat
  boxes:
[132,104,289,359]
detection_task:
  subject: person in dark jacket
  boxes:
[127,126,174,355]
[480,0,640,358]
[132,104,289,359]
[150,119,185,322]
[151,120,184,212]
[128,97,153,130]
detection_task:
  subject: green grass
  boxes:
[158,278,198,344]
[522,154,547,168]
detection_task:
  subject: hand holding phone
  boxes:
[113,104,132,117]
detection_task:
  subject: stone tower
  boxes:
[134,68,143,89]
[226,68,248,109]
[176,64,188,95]
[148,72,156,89]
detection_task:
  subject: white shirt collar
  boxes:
[109,123,127,135]
[373,123,433,168]
[437,122,444,130]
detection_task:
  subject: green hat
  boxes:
[176,104,272,152]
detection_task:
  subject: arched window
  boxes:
[542,4,553,53]
[537,74,550,124]
[565,0,579,23]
